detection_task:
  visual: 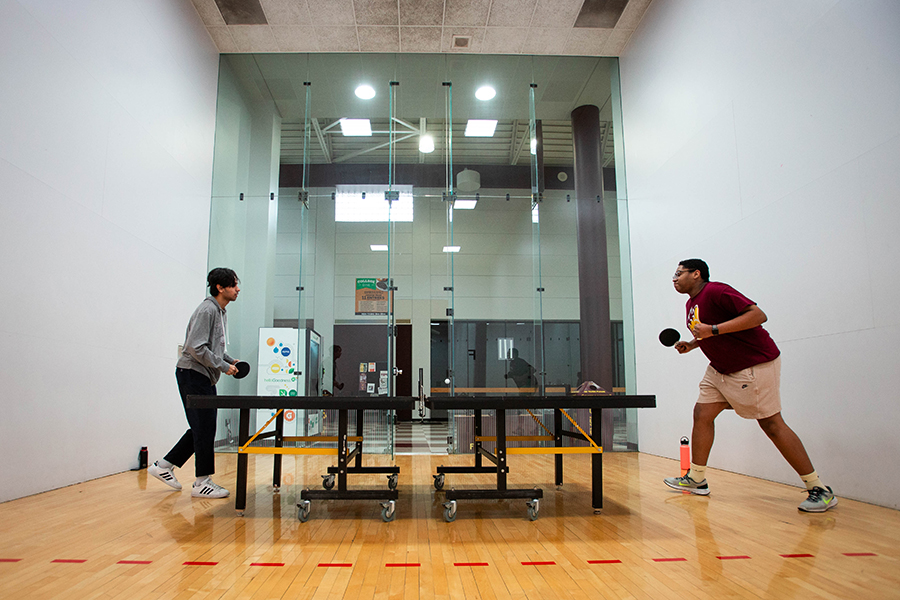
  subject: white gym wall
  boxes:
[622,0,900,508]
[0,0,220,502]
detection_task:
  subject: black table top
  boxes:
[187,395,417,410]
[425,395,656,410]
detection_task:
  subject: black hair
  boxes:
[208,268,239,296]
[678,259,709,282]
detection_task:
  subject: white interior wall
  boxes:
[0,0,219,502]
[621,0,900,508]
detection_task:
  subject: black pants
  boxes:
[165,368,217,477]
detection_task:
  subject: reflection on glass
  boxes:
[207,53,636,453]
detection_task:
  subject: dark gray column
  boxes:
[571,105,614,448]
[535,119,545,193]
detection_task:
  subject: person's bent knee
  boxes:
[693,402,727,423]
[757,412,785,435]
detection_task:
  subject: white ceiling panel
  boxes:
[445,0,493,27]
[487,0,537,28]
[399,0,445,26]
[359,26,401,52]
[196,0,652,56]
[400,26,443,52]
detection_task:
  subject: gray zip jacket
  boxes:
[176,296,235,385]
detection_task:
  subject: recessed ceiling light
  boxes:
[419,135,435,153]
[464,119,497,137]
[443,246,461,253]
[355,85,375,100]
[454,199,477,209]
[370,244,389,251]
[475,86,496,101]
[339,118,372,136]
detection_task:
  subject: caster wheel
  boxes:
[322,474,335,490]
[381,501,396,522]
[526,499,540,521]
[387,474,398,491]
[442,500,457,523]
[297,500,311,523]
[433,473,445,490]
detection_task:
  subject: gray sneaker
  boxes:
[798,486,837,512]
[664,474,710,495]
[148,462,182,490]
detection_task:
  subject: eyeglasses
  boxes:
[673,269,696,278]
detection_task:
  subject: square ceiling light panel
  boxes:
[339,118,373,136]
[464,119,497,137]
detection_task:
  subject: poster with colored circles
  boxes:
[256,328,299,437]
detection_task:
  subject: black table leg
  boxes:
[474,409,482,469]
[355,409,364,468]
[274,410,283,489]
[497,408,506,491]
[591,406,602,510]
[337,408,348,491]
[555,408,563,486]
[236,408,249,513]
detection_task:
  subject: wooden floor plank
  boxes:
[1,451,899,599]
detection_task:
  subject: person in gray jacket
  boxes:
[148,268,241,498]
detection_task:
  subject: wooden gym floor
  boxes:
[1,451,898,599]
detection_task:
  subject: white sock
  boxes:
[158,459,174,469]
[688,463,707,482]
[800,471,824,491]
[195,476,211,486]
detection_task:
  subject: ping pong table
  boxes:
[187,395,415,522]
[425,394,656,521]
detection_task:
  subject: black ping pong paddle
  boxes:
[234,361,251,379]
[659,328,681,347]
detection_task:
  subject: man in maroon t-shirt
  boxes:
[663,259,837,512]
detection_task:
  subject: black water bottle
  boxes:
[138,446,148,469]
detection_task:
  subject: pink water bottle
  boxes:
[679,437,690,476]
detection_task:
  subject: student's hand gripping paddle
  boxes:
[659,328,681,347]
[234,361,251,379]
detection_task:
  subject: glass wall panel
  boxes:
[207,52,638,456]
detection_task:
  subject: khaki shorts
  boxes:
[697,356,781,420]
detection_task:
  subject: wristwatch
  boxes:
[711,324,719,336]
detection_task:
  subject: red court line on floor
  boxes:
[717,556,751,560]
[386,563,421,567]
[52,559,87,564]
[522,561,556,566]
[588,560,622,564]
[117,560,152,565]
[251,563,284,567]
[780,554,814,558]
[843,553,877,557]
[183,561,218,566]
[319,563,353,567]
[1,559,23,563]
[652,558,687,562]
[454,562,489,567]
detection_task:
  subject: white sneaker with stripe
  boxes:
[191,478,230,498]
[148,462,182,490]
